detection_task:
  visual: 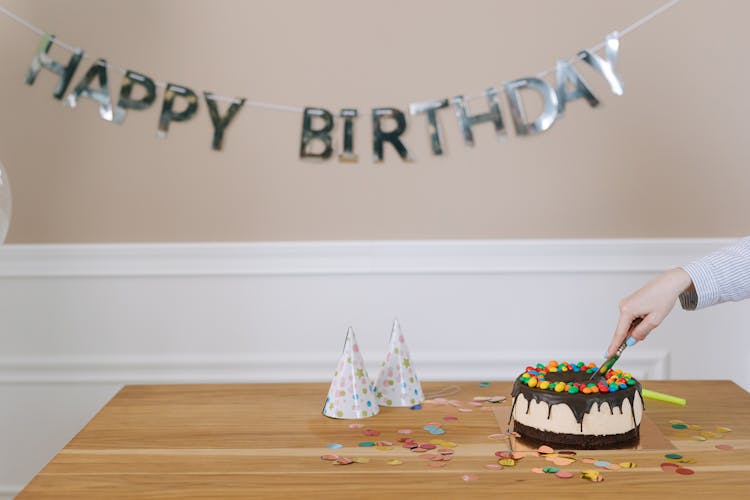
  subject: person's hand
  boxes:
[607,268,693,356]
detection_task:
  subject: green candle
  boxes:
[641,388,686,406]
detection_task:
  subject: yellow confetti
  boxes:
[716,426,732,433]
[669,419,685,425]
[581,470,605,482]
[498,458,516,467]
[352,457,370,463]
[701,431,718,439]
[691,435,707,441]
[619,462,637,469]
[386,459,403,466]
[375,446,393,451]
[687,424,702,431]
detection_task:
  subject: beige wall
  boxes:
[0,0,747,243]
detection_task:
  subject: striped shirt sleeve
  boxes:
[679,236,750,310]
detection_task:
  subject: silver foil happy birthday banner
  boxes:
[3,1,681,160]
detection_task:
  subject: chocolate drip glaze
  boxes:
[509,371,642,433]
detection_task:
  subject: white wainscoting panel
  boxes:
[0,239,748,497]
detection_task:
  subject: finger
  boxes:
[608,312,636,357]
[629,316,655,341]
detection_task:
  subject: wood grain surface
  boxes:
[18,380,750,498]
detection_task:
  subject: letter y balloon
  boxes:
[0,162,11,243]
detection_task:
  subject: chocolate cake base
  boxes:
[513,420,640,449]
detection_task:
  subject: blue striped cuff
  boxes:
[680,260,721,310]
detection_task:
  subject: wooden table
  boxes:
[18,381,750,498]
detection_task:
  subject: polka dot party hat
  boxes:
[322,327,380,419]
[374,319,424,407]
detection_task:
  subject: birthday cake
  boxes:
[510,361,643,448]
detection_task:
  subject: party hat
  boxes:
[374,319,424,407]
[322,327,380,419]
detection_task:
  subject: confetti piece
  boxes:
[552,457,576,466]
[439,448,455,455]
[320,454,339,461]
[594,460,611,467]
[687,424,702,431]
[499,458,516,467]
[348,423,364,429]
[352,457,370,463]
[419,443,437,450]
[363,429,380,436]
[581,470,604,482]
[410,404,423,410]
[555,471,574,479]
[665,453,682,460]
[376,446,393,451]
[619,462,637,469]
[691,435,707,441]
[461,473,480,481]
[398,429,413,434]
[429,429,447,435]
[457,408,473,413]
[582,458,597,464]
[542,467,560,473]
[669,419,685,425]
[671,424,688,429]
[538,445,554,454]
[443,416,458,422]
[700,431,718,439]
[327,443,343,449]
[716,444,734,450]
[359,441,376,447]
[335,457,354,465]
[386,459,403,465]
[479,382,491,387]
[716,426,732,433]
[485,464,503,470]
[661,462,679,471]
[605,463,621,470]
[675,467,695,475]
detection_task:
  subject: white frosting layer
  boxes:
[512,391,643,436]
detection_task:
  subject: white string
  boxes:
[0,0,681,113]
[469,0,682,98]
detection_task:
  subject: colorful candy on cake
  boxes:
[510,360,643,449]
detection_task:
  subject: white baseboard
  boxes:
[0,350,669,384]
[0,238,734,276]
[0,485,24,500]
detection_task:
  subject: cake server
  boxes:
[589,317,642,382]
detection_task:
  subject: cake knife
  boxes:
[589,317,643,382]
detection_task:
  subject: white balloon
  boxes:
[0,162,11,243]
